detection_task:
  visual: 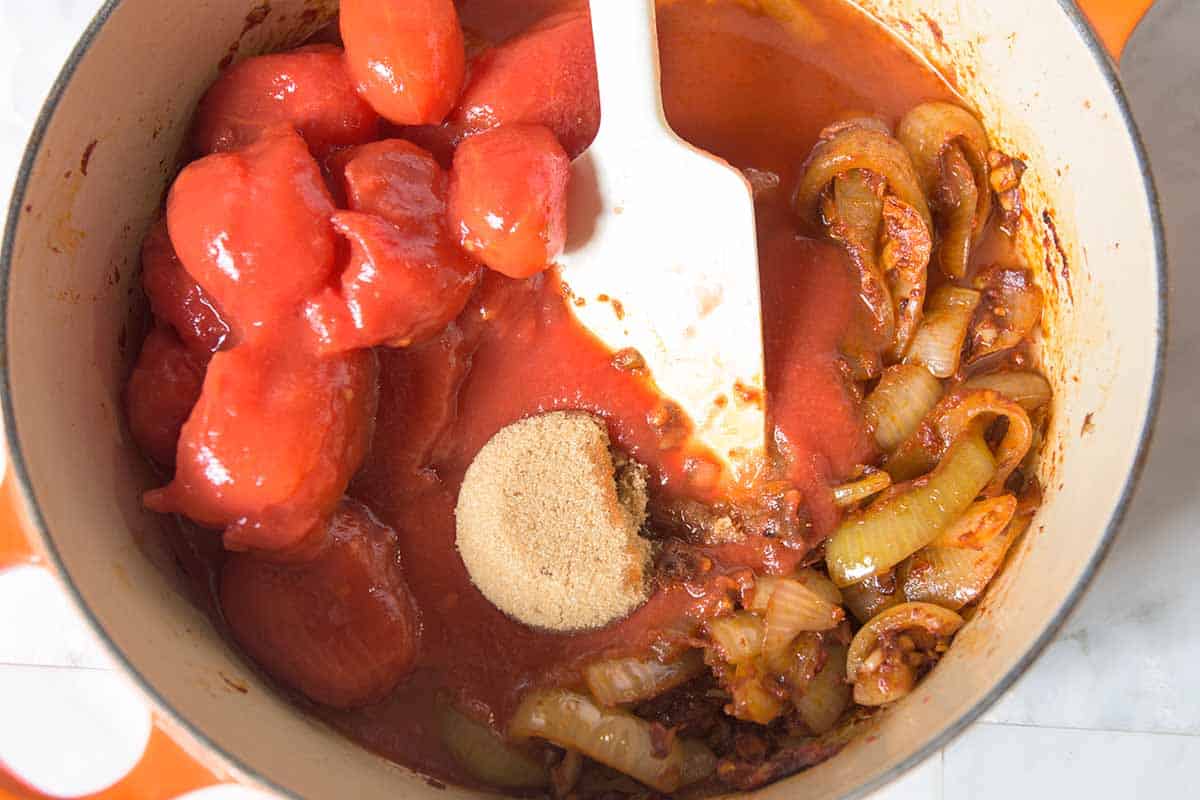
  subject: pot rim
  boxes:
[0,1,1167,797]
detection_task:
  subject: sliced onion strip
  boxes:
[863,363,944,452]
[796,120,932,232]
[962,371,1052,411]
[833,470,893,508]
[846,602,963,706]
[438,704,547,789]
[928,494,1017,549]
[509,689,716,793]
[826,424,996,586]
[897,102,993,278]
[902,498,1034,610]
[585,650,706,707]
[794,641,851,735]
[934,389,1033,496]
[841,572,904,624]
[904,286,981,379]
[707,612,765,664]
[761,579,844,655]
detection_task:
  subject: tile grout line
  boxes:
[975,719,1200,739]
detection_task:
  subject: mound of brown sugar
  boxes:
[455,411,651,631]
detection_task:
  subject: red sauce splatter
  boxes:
[80,139,98,176]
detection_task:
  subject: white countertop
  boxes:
[0,1,1195,797]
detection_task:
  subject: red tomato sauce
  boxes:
[137,0,958,787]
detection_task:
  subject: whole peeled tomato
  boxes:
[143,342,379,553]
[124,327,206,466]
[140,219,229,356]
[329,139,450,233]
[305,211,479,353]
[191,45,380,158]
[452,9,599,159]
[448,124,569,279]
[166,126,336,346]
[220,498,420,709]
[340,0,466,126]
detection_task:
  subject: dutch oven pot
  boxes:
[0,0,1164,797]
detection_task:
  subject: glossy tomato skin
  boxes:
[166,126,336,346]
[447,124,569,278]
[125,327,206,466]
[144,342,379,553]
[451,9,599,159]
[340,0,466,126]
[306,140,480,352]
[330,139,449,229]
[191,45,380,158]
[220,498,420,709]
[140,219,229,356]
[305,211,479,353]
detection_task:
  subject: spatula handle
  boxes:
[587,0,668,144]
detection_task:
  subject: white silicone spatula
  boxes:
[560,0,766,481]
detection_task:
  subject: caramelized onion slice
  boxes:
[934,389,1033,496]
[904,286,981,379]
[727,662,787,724]
[988,149,1027,232]
[968,266,1044,363]
[762,629,824,679]
[962,371,1052,411]
[749,569,843,611]
[585,651,706,707]
[794,568,845,606]
[799,120,934,372]
[901,532,1008,610]
[934,144,979,279]
[826,424,996,586]
[903,495,1034,610]
[509,689,716,793]
[863,364,943,452]
[796,120,932,233]
[897,102,993,278]
[887,387,1034,495]
[761,578,844,655]
[794,640,851,735]
[881,196,933,360]
[833,470,892,508]
[438,704,547,789]
[841,571,904,624]
[846,602,963,706]
[707,612,765,664]
[929,494,1017,549]
[824,170,895,352]
[744,568,840,606]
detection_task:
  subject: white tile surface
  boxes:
[0,0,97,195]
[944,724,1200,798]
[0,565,114,669]
[0,663,151,797]
[173,788,279,800]
[0,1,1195,798]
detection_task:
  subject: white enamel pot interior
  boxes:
[0,0,1164,798]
